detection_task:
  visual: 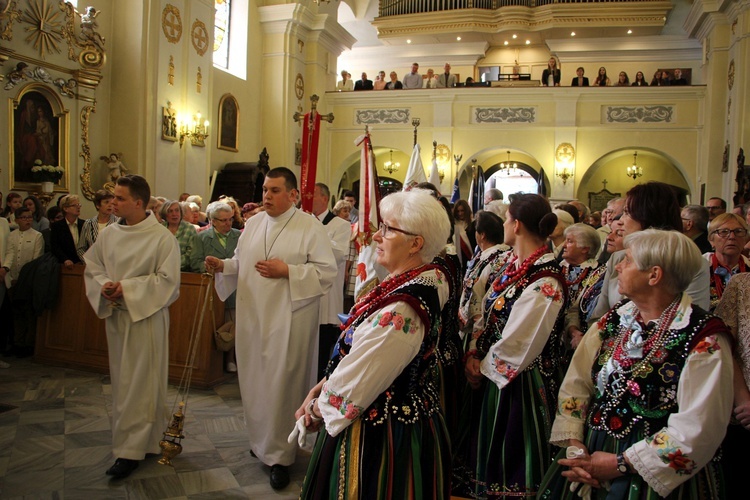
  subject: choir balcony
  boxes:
[374,0,674,42]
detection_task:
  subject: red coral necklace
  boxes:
[492,245,548,295]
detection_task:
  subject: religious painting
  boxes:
[218,93,239,152]
[162,105,177,142]
[10,83,69,192]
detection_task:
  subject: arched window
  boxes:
[213,0,231,69]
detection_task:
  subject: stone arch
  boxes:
[454,146,550,198]
[577,147,692,207]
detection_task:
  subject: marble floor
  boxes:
[0,357,311,499]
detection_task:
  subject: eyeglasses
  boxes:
[378,222,418,238]
[711,228,748,238]
[66,204,82,209]
[212,217,232,223]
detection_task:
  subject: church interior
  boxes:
[0,0,748,497]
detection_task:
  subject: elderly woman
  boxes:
[77,189,118,260]
[460,194,566,498]
[591,182,710,322]
[332,199,352,221]
[704,213,749,311]
[562,223,604,350]
[549,208,576,260]
[191,201,241,372]
[160,200,197,271]
[539,230,733,499]
[716,273,750,497]
[295,190,451,498]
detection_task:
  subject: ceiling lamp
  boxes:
[384,149,401,174]
[626,151,643,180]
[499,150,517,175]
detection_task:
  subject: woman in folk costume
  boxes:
[703,213,749,312]
[453,199,475,268]
[463,194,568,498]
[295,189,452,499]
[538,229,733,499]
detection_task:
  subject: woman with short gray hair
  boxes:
[295,189,452,498]
[540,229,732,499]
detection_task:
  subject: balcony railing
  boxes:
[379,0,665,18]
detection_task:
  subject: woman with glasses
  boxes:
[458,194,567,498]
[159,200,197,271]
[591,182,710,322]
[704,213,749,312]
[295,189,452,498]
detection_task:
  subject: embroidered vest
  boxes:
[326,269,444,426]
[433,253,463,368]
[587,302,720,439]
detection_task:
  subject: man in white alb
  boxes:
[83,175,180,480]
[205,167,337,490]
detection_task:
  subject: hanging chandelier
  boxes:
[499,150,517,175]
[384,149,400,174]
[626,151,643,180]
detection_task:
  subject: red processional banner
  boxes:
[299,111,322,213]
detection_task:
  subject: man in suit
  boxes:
[354,72,373,91]
[50,194,85,268]
[571,67,589,87]
[1,207,44,357]
[681,204,712,254]
[437,63,457,88]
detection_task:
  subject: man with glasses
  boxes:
[706,197,727,221]
[681,204,712,254]
[50,194,85,268]
[190,201,241,372]
[1,207,44,358]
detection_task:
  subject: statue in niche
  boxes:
[79,6,105,50]
[100,153,128,182]
[197,67,202,93]
[168,56,174,86]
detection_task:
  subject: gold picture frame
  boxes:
[9,83,70,192]
[162,105,177,142]
[217,93,238,152]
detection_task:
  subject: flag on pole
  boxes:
[298,111,322,213]
[429,157,441,189]
[403,144,427,190]
[469,166,485,214]
[353,132,386,298]
[538,167,547,198]
[450,176,460,204]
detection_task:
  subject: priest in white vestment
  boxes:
[83,175,180,479]
[206,167,337,490]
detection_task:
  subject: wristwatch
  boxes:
[616,452,631,475]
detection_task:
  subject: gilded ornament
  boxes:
[161,4,182,44]
[295,73,304,100]
[435,144,450,164]
[59,2,105,70]
[727,60,734,91]
[79,103,97,201]
[555,142,575,163]
[196,66,201,93]
[21,0,63,59]
[0,0,22,41]
[168,55,174,85]
[191,19,208,56]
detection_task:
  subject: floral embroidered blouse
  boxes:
[550,294,733,497]
[715,273,750,390]
[318,267,449,437]
[471,252,567,389]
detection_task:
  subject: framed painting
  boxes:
[10,83,69,192]
[162,105,177,141]
[218,93,239,152]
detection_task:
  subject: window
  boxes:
[213,0,231,69]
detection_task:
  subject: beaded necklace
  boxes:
[605,296,681,379]
[564,265,591,288]
[491,245,548,295]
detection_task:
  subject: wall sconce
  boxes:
[626,151,643,179]
[556,167,573,185]
[384,149,400,174]
[179,112,209,148]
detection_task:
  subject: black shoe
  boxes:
[106,458,139,479]
[269,464,290,490]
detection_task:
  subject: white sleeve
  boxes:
[549,321,603,445]
[479,276,565,389]
[626,332,733,497]
[318,301,426,437]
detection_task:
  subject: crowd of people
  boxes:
[335,58,692,90]
[2,175,749,498]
